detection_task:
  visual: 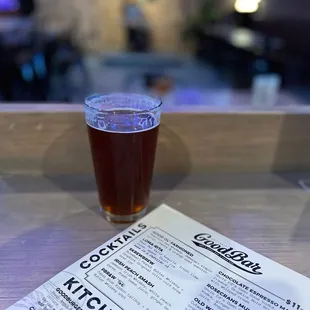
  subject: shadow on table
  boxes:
[2,172,305,196]
[272,114,310,173]
[0,208,124,310]
[3,115,310,195]
[39,122,191,211]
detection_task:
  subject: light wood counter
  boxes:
[1,99,310,308]
[1,96,310,174]
[1,172,310,309]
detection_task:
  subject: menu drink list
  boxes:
[6,205,309,310]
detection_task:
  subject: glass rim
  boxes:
[85,93,163,113]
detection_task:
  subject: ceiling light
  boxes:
[235,0,260,13]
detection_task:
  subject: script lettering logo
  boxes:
[192,234,263,275]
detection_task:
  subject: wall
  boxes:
[36,0,187,53]
[36,0,103,51]
[37,0,309,53]
[95,0,186,53]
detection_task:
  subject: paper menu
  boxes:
[7,204,309,310]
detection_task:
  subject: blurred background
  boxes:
[0,0,308,104]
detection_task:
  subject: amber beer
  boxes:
[85,94,161,223]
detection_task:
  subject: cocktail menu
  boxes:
[7,205,309,310]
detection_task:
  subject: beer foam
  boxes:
[85,108,161,134]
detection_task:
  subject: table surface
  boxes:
[1,172,310,309]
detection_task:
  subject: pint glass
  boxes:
[85,93,162,223]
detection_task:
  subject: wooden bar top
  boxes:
[1,172,310,309]
[1,98,310,308]
[1,100,310,174]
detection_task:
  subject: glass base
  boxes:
[102,207,147,223]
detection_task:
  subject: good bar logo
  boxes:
[192,234,263,275]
